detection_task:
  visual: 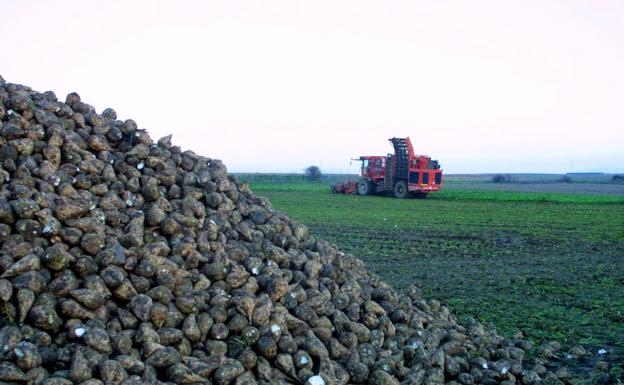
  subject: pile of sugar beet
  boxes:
[0,76,568,385]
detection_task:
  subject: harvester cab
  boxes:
[356,156,386,181]
[334,137,443,198]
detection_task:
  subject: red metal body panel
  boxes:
[407,169,443,192]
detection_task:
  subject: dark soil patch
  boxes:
[445,182,624,195]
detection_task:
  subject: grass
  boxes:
[247,179,624,372]
[248,181,624,204]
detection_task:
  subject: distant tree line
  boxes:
[304,165,322,181]
[491,174,512,183]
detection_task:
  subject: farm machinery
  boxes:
[332,137,443,198]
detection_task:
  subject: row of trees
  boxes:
[307,169,623,184]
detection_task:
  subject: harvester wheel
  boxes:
[393,180,410,198]
[357,179,375,195]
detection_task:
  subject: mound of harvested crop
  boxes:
[0,75,562,385]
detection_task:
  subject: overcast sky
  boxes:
[2,0,623,174]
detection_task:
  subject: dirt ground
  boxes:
[445,182,624,195]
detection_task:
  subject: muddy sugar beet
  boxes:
[0,75,562,385]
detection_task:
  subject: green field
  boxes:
[246,179,624,378]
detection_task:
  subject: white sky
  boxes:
[2,0,623,174]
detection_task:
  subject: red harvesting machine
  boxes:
[332,137,443,198]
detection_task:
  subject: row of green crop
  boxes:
[255,190,624,243]
[250,182,624,204]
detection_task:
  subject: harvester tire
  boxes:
[357,179,375,195]
[393,180,410,198]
